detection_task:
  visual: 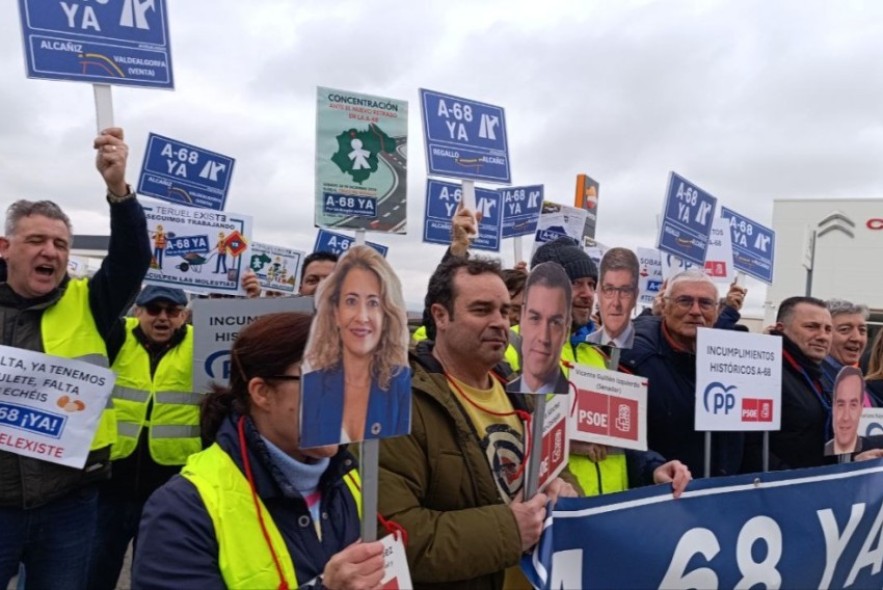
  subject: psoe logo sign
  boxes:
[703,382,736,414]
[741,398,774,423]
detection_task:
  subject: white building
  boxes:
[768,199,883,326]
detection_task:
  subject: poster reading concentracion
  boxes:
[315,87,408,234]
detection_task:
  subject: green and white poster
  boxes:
[315,87,408,234]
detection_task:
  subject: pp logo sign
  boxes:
[703,382,737,415]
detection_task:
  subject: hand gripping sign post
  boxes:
[315,88,409,234]
[138,133,236,211]
[696,327,782,476]
[0,345,115,469]
[18,0,174,131]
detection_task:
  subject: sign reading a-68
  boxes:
[137,133,235,211]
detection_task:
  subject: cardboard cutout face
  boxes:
[299,245,411,448]
[826,367,865,456]
[507,262,572,395]
[586,248,639,349]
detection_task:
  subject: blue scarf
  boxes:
[570,321,596,349]
[261,435,329,522]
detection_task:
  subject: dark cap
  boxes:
[135,285,188,307]
[530,236,598,283]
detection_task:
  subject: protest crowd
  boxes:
[2,129,883,590]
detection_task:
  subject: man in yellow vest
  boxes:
[0,127,151,590]
[88,285,194,590]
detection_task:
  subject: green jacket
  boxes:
[378,341,526,590]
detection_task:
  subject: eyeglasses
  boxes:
[600,285,636,300]
[144,304,184,318]
[264,375,301,382]
[668,295,716,311]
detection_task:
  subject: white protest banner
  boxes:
[247,242,305,295]
[568,364,647,451]
[531,202,588,258]
[661,217,734,283]
[695,328,782,431]
[191,298,316,394]
[636,247,663,307]
[860,408,883,438]
[536,393,570,492]
[380,533,413,589]
[0,346,114,468]
[143,199,252,296]
[315,87,408,234]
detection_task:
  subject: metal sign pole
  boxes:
[360,439,379,541]
[525,395,546,499]
[513,236,523,266]
[704,431,711,479]
[762,431,770,472]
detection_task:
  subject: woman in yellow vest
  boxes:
[133,312,385,590]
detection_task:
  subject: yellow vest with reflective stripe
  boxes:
[181,443,363,590]
[505,325,629,496]
[412,325,428,343]
[110,318,198,465]
[41,278,116,451]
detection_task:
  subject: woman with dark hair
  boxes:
[133,312,384,590]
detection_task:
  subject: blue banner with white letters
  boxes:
[18,0,174,88]
[657,172,717,267]
[523,461,883,589]
[501,185,543,238]
[423,179,502,251]
[313,229,388,258]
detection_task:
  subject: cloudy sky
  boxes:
[3,0,883,311]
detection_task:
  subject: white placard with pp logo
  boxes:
[695,328,782,431]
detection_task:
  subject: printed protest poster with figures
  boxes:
[0,346,115,468]
[568,363,648,451]
[315,87,408,234]
[143,199,252,296]
[248,242,305,295]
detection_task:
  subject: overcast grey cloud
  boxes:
[3,0,883,311]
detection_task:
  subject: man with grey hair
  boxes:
[0,128,151,590]
[587,247,639,348]
[822,299,873,405]
[622,269,744,477]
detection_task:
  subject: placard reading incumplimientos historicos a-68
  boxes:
[695,328,782,431]
[315,87,408,234]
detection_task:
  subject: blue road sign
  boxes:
[313,229,388,258]
[501,185,543,238]
[423,179,502,252]
[721,206,776,284]
[18,0,173,88]
[420,89,510,184]
[137,133,235,211]
[657,172,718,266]
[321,193,378,218]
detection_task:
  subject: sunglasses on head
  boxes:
[144,303,184,318]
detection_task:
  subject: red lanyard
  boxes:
[444,371,533,484]
[237,416,290,590]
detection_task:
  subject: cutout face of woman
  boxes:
[335,267,384,359]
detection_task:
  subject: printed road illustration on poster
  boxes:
[143,199,252,296]
[315,87,408,234]
[248,242,305,295]
[0,346,115,469]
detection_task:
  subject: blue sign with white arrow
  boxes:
[720,206,776,284]
[501,185,543,238]
[313,229,388,258]
[137,133,235,211]
[420,89,511,184]
[657,172,718,267]
[423,179,502,252]
[18,0,174,88]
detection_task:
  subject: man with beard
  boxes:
[379,256,576,589]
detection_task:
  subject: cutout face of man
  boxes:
[520,284,569,393]
[830,371,863,454]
